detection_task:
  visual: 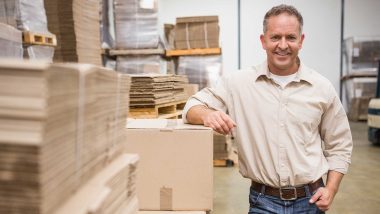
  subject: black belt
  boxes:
[251,178,323,200]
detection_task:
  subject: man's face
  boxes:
[260,13,304,75]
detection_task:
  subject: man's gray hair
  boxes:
[263,4,303,34]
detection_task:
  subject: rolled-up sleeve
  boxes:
[182,76,230,123]
[320,86,353,174]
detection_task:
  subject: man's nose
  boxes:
[278,37,288,50]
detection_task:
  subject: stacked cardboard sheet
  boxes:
[44,0,102,65]
[114,0,159,49]
[177,55,222,90]
[0,60,131,214]
[139,212,206,214]
[0,23,23,58]
[213,133,232,160]
[129,74,188,107]
[55,154,139,214]
[174,16,219,50]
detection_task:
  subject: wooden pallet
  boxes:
[105,48,165,56]
[129,100,186,119]
[213,159,234,167]
[166,48,221,57]
[22,31,57,46]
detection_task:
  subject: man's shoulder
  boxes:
[301,64,333,88]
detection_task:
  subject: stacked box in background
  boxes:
[0,0,54,60]
[177,55,222,90]
[0,23,23,58]
[174,16,219,50]
[44,0,102,65]
[343,37,380,120]
[0,60,135,214]
[114,0,159,49]
[213,133,232,160]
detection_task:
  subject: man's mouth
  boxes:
[274,52,290,56]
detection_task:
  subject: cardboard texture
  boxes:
[129,74,188,107]
[125,119,213,211]
[213,132,232,160]
[183,84,199,99]
[139,212,206,214]
[0,60,131,214]
[175,16,219,50]
[44,0,102,65]
[55,154,139,214]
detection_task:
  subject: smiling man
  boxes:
[182,4,353,214]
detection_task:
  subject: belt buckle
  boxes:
[279,186,297,200]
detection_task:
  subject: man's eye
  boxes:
[287,36,296,41]
[271,36,280,41]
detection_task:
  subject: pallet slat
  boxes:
[166,48,221,57]
[22,31,57,47]
[107,48,165,56]
[129,100,186,119]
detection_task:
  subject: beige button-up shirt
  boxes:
[183,61,353,187]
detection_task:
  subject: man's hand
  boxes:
[202,110,236,135]
[309,187,336,211]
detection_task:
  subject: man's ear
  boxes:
[260,34,266,50]
[299,34,305,49]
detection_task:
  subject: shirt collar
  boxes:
[252,58,314,85]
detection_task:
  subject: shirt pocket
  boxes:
[286,106,322,145]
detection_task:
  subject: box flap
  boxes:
[176,16,218,24]
[126,119,211,130]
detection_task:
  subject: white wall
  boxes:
[158,0,238,74]
[240,0,342,92]
[158,0,342,92]
[344,0,380,38]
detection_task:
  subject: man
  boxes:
[183,4,353,214]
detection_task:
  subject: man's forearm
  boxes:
[326,170,344,196]
[186,105,215,125]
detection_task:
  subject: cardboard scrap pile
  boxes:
[0,60,135,214]
[129,74,188,107]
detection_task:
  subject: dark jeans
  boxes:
[248,185,325,214]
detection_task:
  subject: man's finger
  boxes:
[214,116,230,134]
[309,188,323,203]
[220,113,236,130]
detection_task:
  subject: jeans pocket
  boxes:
[249,187,262,207]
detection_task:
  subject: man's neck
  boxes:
[268,58,300,76]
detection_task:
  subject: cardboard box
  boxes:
[126,119,213,211]
[175,16,219,50]
[139,211,206,214]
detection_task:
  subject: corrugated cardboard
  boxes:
[139,211,206,214]
[126,119,213,211]
[175,16,219,50]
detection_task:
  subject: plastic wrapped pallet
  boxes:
[100,0,114,49]
[24,45,55,62]
[0,23,23,59]
[114,0,159,49]
[116,55,164,74]
[177,55,222,89]
[0,0,50,33]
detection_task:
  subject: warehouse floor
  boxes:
[212,121,380,214]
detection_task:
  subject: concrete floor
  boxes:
[212,121,380,214]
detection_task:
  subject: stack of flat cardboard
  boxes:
[0,23,23,58]
[174,16,219,50]
[55,154,139,214]
[44,0,102,65]
[0,60,131,213]
[213,133,232,160]
[139,212,206,214]
[129,74,188,107]
[114,0,159,49]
